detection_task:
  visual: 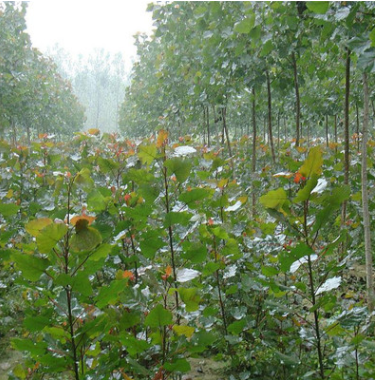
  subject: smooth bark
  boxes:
[361,71,374,311]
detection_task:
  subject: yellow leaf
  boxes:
[173,325,195,338]
[156,129,168,148]
[88,128,100,136]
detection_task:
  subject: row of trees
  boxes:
[0,2,85,144]
[49,46,129,133]
[119,2,375,152]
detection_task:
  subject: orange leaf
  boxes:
[294,172,306,184]
[123,270,135,281]
[165,265,172,277]
[88,128,100,136]
[70,214,96,227]
[156,129,168,148]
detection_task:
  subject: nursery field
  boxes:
[0,130,374,380]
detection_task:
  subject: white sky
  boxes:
[25,0,155,61]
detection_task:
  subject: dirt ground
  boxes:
[183,357,228,380]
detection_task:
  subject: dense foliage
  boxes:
[0,2,85,144]
[119,1,375,147]
[1,1,375,380]
[0,129,373,380]
[48,47,128,133]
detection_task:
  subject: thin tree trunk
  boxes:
[252,87,257,218]
[277,111,280,158]
[292,52,301,147]
[266,69,275,163]
[361,71,374,311]
[203,105,206,146]
[284,116,287,141]
[325,115,329,148]
[222,107,232,157]
[342,49,351,227]
[334,115,338,144]
[12,119,17,147]
[207,106,211,147]
[356,102,360,152]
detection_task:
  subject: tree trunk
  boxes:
[292,52,301,147]
[356,102,360,152]
[325,115,329,148]
[266,69,275,163]
[252,87,257,218]
[277,111,280,158]
[207,105,211,147]
[361,71,374,311]
[203,105,206,146]
[222,107,232,157]
[342,49,351,227]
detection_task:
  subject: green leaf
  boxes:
[23,316,50,332]
[234,15,255,34]
[278,243,314,273]
[299,146,323,178]
[259,188,287,210]
[181,243,207,263]
[228,319,246,335]
[164,158,192,182]
[145,304,173,328]
[12,253,50,281]
[294,175,318,203]
[87,190,109,212]
[179,188,211,208]
[211,226,229,240]
[90,243,112,261]
[0,203,19,217]
[140,230,165,259]
[261,265,279,277]
[370,28,375,47]
[312,185,350,234]
[37,223,68,253]
[178,288,201,312]
[97,157,119,173]
[164,359,191,373]
[74,168,94,191]
[190,330,218,353]
[74,272,93,296]
[138,144,157,166]
[25,218,53,237]
[70,226,102,252]
[260,40,274,56]
[306,1,329,14]
[164,211,191,228]
[95,279,126,308]
[11,338,48,355]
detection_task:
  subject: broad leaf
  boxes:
[306,2,329,14]
[25,218,53,237]
[260,188,287,210]
[37,223,68,253]
[144,304,173,328]
[299,146,323,178]
[138,144,157,166]
[234,15,255,34]
[164,158,192,182]
[12,252,50,281]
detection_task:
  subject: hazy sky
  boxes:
[26,0,155,60]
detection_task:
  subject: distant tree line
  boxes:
[0,2,85,145]
[48,47,129,133]
[119,1,375,153]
